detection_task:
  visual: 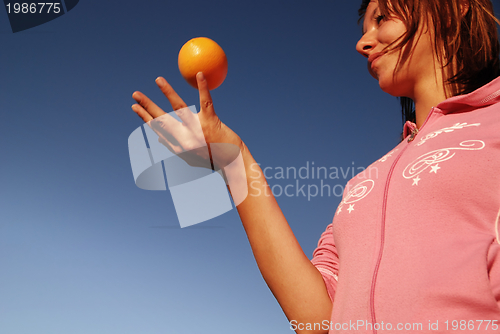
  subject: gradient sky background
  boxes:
[1,1,498,333]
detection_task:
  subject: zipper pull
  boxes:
[408,127,419,142]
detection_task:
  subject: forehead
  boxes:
[365,0,379,17]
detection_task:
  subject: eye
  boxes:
[376,15,385,24]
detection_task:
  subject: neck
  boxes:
[412,72,450,128]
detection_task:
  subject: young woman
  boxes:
[132,0,500,332]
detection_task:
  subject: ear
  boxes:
[446,0,470,28]
[460,0,470,18]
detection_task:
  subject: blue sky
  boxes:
[1,1,496,333]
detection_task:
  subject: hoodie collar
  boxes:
[403,76,500,137]
[437,76,500,114]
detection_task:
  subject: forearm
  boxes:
[227,142,333,333]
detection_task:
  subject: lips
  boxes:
[368,52,383,69]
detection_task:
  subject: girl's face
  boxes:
[356,0,441,99]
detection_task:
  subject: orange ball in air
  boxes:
[178,37,228,90]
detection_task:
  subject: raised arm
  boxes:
[132,72,333,333]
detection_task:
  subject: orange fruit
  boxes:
[178,37,228,90]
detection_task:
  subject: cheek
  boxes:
[378,20,406,45]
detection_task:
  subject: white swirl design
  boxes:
[343,180,375,204]
[403,140,485,179]
[336,179,376,215]
[416,123,480,146]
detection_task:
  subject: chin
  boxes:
[378,81,400,97]
[377,76,408,97]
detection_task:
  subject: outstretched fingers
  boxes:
[131,103,153,123]
[132,89,185,141]
[155,76,198,128]
[132,77,213,156]
[156,77,188,111]
[132,91,166,119]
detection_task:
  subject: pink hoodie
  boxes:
[311,76,500,333]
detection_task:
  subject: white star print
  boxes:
[347,204,355,213]
[430,164,441,173]
[412,176,421,186]
[337,206,342,215]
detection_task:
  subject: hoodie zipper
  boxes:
[408,127,419,142]
[369,107,435,333]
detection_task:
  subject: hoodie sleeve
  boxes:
[311,222,339,303]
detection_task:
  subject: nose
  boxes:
[356,32,377,58]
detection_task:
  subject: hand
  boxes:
[131,72,244,170]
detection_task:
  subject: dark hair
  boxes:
[358,0,500,124]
